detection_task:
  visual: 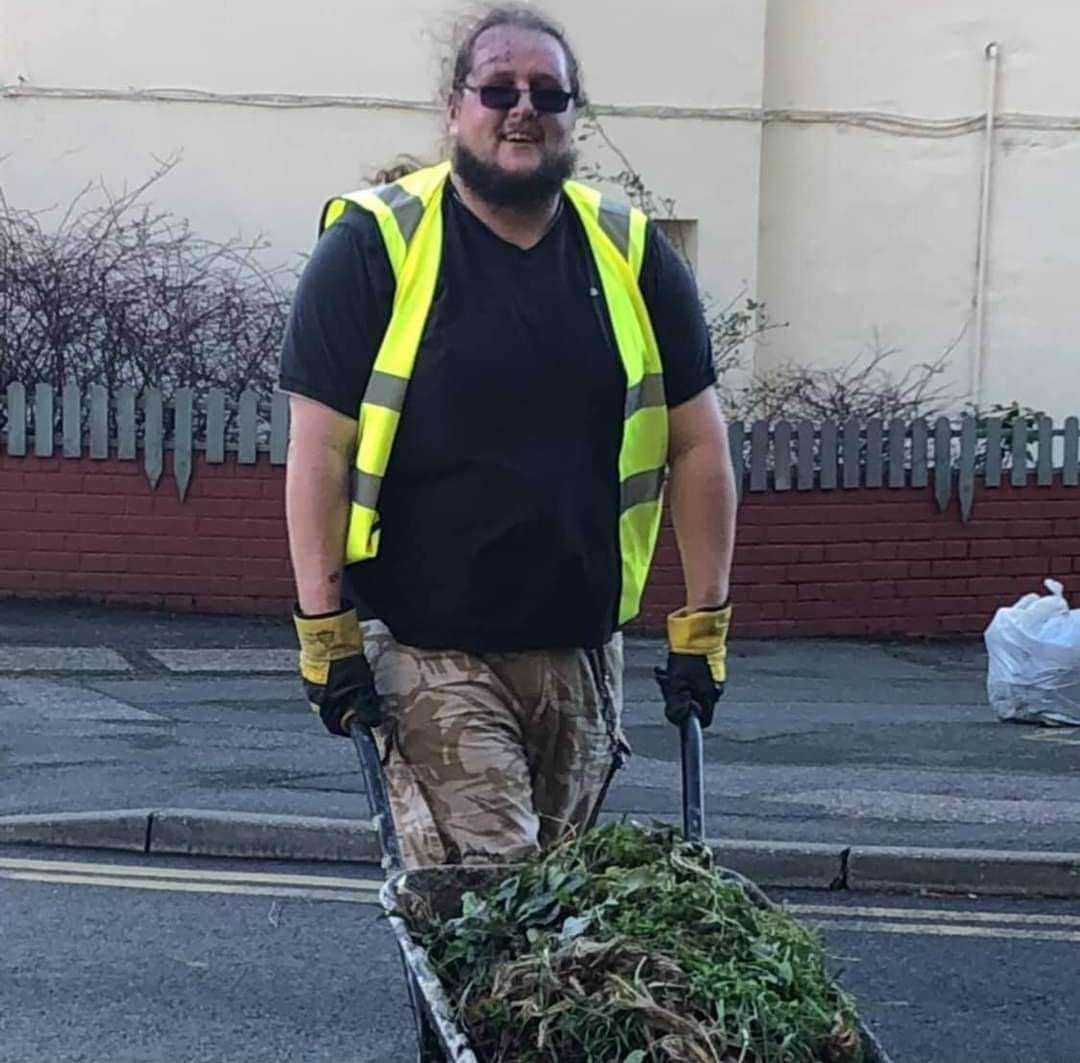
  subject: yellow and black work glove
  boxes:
[293,605,381,737]
[654,602,732,729]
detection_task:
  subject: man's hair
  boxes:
[448,4,584,105]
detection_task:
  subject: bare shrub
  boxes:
[0,157,295,400]
[722,334,957,424]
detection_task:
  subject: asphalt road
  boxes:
[1,845,1075,1063]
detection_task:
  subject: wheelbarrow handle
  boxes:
[680,710,705,844]
[348,721,404,872]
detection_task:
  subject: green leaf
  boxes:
[614,867,654,892]
[559,914,593,943]
[517,892,561,926]
[624,1052,647,1063]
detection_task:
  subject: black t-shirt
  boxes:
[279,183,714,652]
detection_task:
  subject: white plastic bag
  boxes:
[984,578,1080,726]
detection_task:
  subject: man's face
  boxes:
[449,25,577,207]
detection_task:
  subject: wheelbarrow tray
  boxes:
[380,861,895,1063]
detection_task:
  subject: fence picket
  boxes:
[750,420,769,492]
[89,384,109,459]
[33,383,53,457]
[1011,418,1028,486]
[62,381,81,457]
[842,417,860,488]
[143,389,164,489]
[887,418,906,488]
[117,386,136,459]
[728,421,745,502]
[910,419,928,488]
[933,416,952,512]
[6,383,27,456]
[1064,417,1079,487]
[796,420,814,490]
[773,420,793,491]
[819,420,838,489]
[173,389,194,501]
[238,390,258,464]
[1037,416,1054,486]
[205,389,226,463]
[865,418,883,488]
[270,391,289,465]
[959,415,977,522]
[983,417,1003,487]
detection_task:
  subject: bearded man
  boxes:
[279,4,737,869]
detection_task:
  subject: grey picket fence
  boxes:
[2,381,287,502]
[2,383,1078,519]
[728,414,1079,520]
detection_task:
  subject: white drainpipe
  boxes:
[972,42,1001,409]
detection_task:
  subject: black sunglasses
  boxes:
[461,83,574,115]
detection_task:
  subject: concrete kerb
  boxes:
[847,844,1080,898]
[2,810,1079,898]
[711,839,847,890]
[0,809,152,852]
[0,809,380,863]
[149,809,381,863]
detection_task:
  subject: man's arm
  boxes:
[284,393,357,615]
[666,386,737,608]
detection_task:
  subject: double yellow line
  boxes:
[0,856,384,904]
[788,902,1080,943]
[3,858,1077,943]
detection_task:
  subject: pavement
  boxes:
[2,599,1079,896]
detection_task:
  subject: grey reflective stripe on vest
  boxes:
[352,468,382,509]
[620,467,665,513]
[375,182,424,247]
[363,370,409,412]
[597,198,631,259]
[625,372,666,419]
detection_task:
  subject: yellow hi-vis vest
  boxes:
[319,161,669,626]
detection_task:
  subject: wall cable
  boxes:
[5,83,1080,139]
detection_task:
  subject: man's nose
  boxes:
[508,84,537,117]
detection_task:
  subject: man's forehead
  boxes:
[470,26,568,79]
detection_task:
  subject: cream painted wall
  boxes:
[758,0,1080,419]
[541,0,765,109]
[763,0,1080,116]
[1,0,450,97]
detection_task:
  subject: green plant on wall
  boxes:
[967,400,1048,470]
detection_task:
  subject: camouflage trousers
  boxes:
[362,621,630,869]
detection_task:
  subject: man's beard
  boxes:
[453,140,577,211]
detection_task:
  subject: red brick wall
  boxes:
[0,453,292,615]
[643,480,1080,637]
[2,452,1078,636]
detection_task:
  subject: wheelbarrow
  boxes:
[350,715,894,1063]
